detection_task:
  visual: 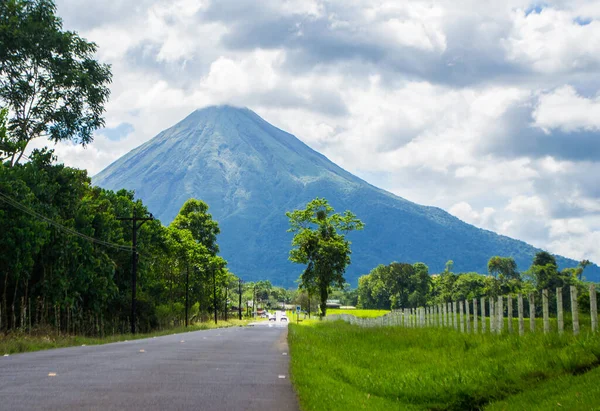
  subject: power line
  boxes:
[0,190,132,252]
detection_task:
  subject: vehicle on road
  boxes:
[280,315,288,322]
[269,314,276,321]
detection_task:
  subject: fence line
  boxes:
[325,286,599,337]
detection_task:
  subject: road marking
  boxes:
[139,349,145,353]
[282,352,288,356]
[180,340,185,343]
[278,375,286,379]
[48,373,57,377]
[81,344,86,346]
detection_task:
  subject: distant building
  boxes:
[326,299,341,309]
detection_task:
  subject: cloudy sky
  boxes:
[45,0,600,266]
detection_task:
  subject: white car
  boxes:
[280,315,288,322]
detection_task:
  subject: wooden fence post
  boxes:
[459,301,464,332]
[447,302,452,327]
[556,288,563,334]
[489,298,495,333]
[542,289,550,334]
[570,286,579,336]
[452,301,457,330]
[507,295,513,334]
[438,304,442,327]
[590,284,597,333]
[529,293,535,333]
[481,297,486,333]
[497,296,504,333]
[465,300,471,333]
[518,294,524,336]
[473,298,478,334]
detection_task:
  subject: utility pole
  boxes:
[253,284,256,318]
[185,264,189,327]
[224,281,228,321]
[117,210,153,334]
[238,279,243,320]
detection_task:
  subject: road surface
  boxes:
[0,321,298,411]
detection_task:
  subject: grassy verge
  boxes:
[0,319,251,355]
[485,365,600,410]
[327,309,390,318]
[288,320,600,411]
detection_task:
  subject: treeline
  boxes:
[0,149,238,334]
[358,253,595,313]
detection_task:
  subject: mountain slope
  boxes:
[93,106,599,286]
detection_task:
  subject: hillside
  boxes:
[93,106,599,286]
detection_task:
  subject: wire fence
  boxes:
[325,284,598,336]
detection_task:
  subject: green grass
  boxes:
[288,320,600,411]
[485,366,600,410]
[0,319,250,355]
[327,309,390,318]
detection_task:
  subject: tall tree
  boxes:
[171,199,220,254]
[487,256,519,280]
[286,198,363,317]
[0,0,112,165]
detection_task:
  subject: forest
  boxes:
[356,254,595,314]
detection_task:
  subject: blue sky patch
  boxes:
[574,16,592,26]
[525,4,546,16]
[101,123,135,141]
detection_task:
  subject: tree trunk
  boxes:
[320,286,328,318]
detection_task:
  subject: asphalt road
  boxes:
[0,322,299,411]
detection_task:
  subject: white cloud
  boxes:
[533,86,600,132]
[548,218,600,263]
[504,8,600,73]
[35,0,600,266]
[506,195,547,217]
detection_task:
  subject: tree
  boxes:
[533,251,557,268]
[171,199,220,254]
[286,198,363,317]
[487,256,520,283]
[0,0,112,165]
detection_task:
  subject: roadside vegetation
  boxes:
[0,319,251,355]
[327,309,389,318]
[288,320,600,411]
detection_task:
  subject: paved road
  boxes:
[0,322,299,411]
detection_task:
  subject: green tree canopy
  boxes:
[287,198,363,317]
[171,199,220,254]
[0,0,112,165]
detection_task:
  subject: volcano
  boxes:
[93,106,597,285]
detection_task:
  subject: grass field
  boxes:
[327,309,390,318]
[0,319,250,355]
[288,319,600,411]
